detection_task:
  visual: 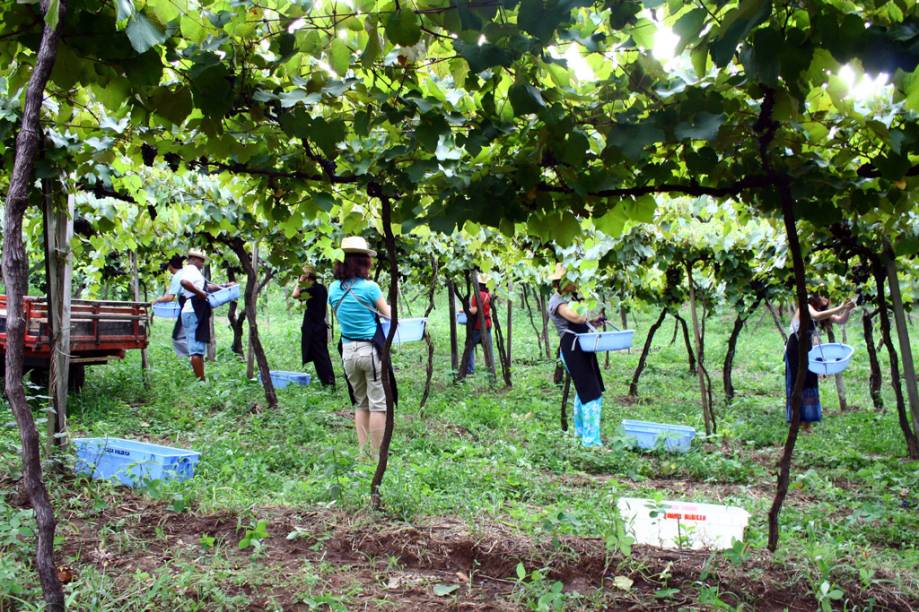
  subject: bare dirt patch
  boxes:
[52,491,916,610]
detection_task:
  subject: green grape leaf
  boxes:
[45,0,60,30]
[189,59,233,118]
[151,87,193,125]
[125,14,167,54]
[709,0,771,67]
[509,84,546,116]
[454,40,514,73]
[329,39,351,76]
[675,112,723,141]
[311,117,347,157]
[149,0,182,23]
[386,10,422,47]
[673,8,706,54]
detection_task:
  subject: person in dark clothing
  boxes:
[292,265,335,387]
[784,293,854,429]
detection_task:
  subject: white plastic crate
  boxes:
[617,497,750,550]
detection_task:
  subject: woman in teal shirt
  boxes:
[328,237,392,457]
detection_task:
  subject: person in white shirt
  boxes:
[179,249,221,380]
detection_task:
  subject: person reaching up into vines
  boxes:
[292,265,336,388]
[784,292,855,430]
[548,264,607,447]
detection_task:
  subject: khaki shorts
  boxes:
[342,341,386,413]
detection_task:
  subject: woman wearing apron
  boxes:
[328,237,394,457]
[293,265,336,387]
[548,264,606,447]
[785,294,854,429]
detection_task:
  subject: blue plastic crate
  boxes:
[380,317,427,344]
[207,284,240,309]
[258,370,311,389]
[73,438,200,487]
[621,420,696,453]
[152,302,180,318]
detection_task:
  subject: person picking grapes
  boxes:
[547,264,606,447]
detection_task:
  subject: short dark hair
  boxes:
[333,253,372,281]
[168,255,184,269]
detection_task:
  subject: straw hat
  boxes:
[340,236,376,257]
[187,248,208,262]
[477,272,490,283]
[301,264,316,277]
[548,263,566,281]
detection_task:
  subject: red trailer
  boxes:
[0,296,149,389]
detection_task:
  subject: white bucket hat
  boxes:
[187,248,208,262]
[340,236,377,257]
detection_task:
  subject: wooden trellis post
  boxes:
[44,186,73,450]
[129,251,149,387]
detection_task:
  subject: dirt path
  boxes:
[52,491,914,610]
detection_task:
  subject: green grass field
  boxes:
[2,288,917,610]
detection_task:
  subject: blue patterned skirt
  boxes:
[785,353,821,423]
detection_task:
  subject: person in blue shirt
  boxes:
[328,236,392,456]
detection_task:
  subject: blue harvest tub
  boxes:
[577,330,634,352]
[152,302,180,318]
[621,420,696,453]
[808,343,854,375]
[381,318,427,344]
[258,370,311,389]
[73,438,200,487]
[207,285,240,309]
[456,312,468,325]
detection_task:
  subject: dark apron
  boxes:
[174,294,212,343]
[558,321,605,404]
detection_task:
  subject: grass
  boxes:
[1,286,917,609]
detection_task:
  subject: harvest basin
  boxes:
[207,285,240,309]
[808,343,854,375]
[152,302,180,318]
[380,318,427,343]
[576,330,634,352]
